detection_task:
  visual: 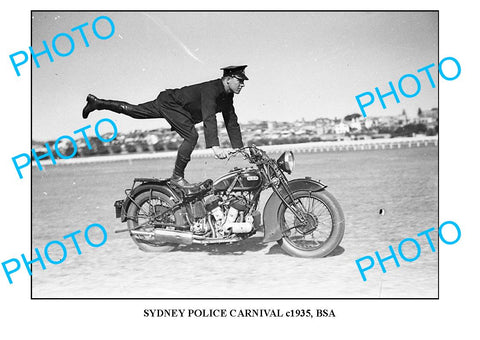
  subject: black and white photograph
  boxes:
[1,1,479,339]
[31,11,438,298]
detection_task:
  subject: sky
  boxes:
[31,11,438,140]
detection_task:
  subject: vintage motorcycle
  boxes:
[114,145,345,258]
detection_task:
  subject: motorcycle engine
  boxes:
[203,194,255,236]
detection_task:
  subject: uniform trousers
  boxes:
[111,92,200,178]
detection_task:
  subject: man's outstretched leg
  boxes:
[82,94,162,119]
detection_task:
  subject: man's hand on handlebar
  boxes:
[212,146,228,159]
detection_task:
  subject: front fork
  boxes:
[271,173,309,224]
[262,176,328,243]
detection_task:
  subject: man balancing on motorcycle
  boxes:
[81,65,248,191]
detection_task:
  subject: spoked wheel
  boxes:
[126,190,179,253]
[277,190,345,258]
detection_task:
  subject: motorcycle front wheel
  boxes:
[126,190,179,253]
[277,189,345,258]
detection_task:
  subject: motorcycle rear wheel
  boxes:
[126,190,179,253]
[277,189,345,258]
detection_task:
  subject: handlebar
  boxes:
[226,145,267,163]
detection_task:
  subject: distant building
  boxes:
[417,108,439,125]
[334,122,349,134]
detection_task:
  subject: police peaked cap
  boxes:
[221,65,249,80]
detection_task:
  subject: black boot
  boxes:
[82,94,133,119]
[170,173,202,193]
[82,94,100,119]
[170,174,196,187]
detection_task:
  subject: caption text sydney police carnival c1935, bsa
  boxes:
[143,308,336,318]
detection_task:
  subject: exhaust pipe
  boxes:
[153,229,193,245]
[130,229,194,245]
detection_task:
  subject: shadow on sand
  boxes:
[172,235,345,258]
[174,236,269,256]
[266,243,345,257]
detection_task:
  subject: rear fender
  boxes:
[262,177,327,242]
[118,178,181,222]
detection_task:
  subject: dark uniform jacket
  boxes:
[159,79,244,149]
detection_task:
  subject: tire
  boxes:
[126,190,179,253]
[277,189,345,258]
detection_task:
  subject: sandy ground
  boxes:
[32,146,438,298]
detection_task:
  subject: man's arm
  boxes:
[200,87,220,148]
[200,86,228,159]
[222,103,244,149]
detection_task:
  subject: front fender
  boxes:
[262,177,327,243]
[118,178,181,222]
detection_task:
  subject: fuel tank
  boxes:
[213,167,262,192]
